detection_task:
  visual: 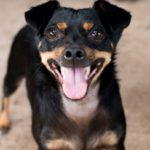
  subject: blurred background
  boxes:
[0,0,150,150]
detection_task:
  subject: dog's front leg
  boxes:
[0,97,10,133]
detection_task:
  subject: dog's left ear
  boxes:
[93,0,131,44]
[25,0,60,35]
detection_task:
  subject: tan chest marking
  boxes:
[45,137,82,150]
[45,139,73,150]
[62,84,99,125]
[45,131,118,150]
[87,131,119,149]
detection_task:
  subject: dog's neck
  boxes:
[61,83,100,126]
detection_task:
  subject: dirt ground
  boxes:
[0,0,150,150]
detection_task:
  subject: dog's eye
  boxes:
[88,30,105,41]
[46,27,62,41]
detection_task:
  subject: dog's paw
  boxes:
[0,111,10,134]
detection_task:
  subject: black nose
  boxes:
[64,49,85,60]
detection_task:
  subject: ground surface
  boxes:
[0,0,150,150]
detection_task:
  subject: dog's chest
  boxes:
[62,85,99,125]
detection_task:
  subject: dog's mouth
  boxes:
[48,59,104,101]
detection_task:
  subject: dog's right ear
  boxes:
[93,0,131,45]
[25,0,60,34]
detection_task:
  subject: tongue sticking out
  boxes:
[61,67,88,100]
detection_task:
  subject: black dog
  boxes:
[0,0,131,149]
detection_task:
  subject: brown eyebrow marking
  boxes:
[57,22,68,31]
[83,22,94,31]
[39,46,65,75]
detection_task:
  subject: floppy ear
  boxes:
[25,0,60,35]
[93,0,131,44]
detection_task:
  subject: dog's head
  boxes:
[25,0,131,100]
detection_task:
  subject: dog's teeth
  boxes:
[85,67,90,80]
[88,68,97,80]
[55,69,63,83]
[97,62,101,66]
[51,63,56,69]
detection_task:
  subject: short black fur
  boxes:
[1,0,131,149]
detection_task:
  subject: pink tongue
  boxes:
[61,67,88,100]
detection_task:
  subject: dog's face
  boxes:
[39,8,113,100]
[25,0,131,100]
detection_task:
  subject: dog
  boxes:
[0,0,131,149]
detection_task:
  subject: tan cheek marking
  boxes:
[83,47,112,85]
[39,47,64,74]
[83,22,94,31]
[57,22,68,31]
[40,51,54,75]
[87,131,119,149]
[84,47,95,60]
[0,97,10,128]
[45,138,80,150]
[94,50,112,62]
[92,51,112,85]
